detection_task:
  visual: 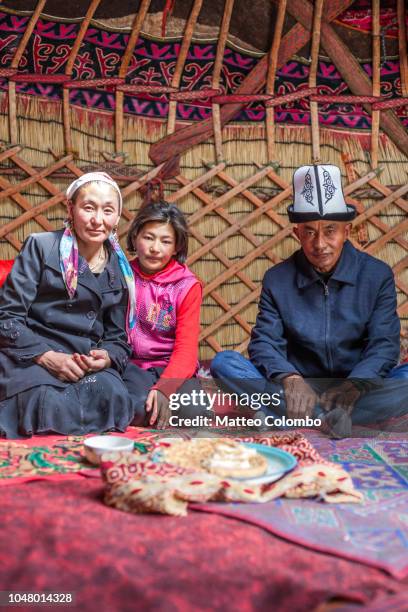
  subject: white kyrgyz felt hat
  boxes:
[287,164,356,223]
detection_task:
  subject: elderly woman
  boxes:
[0,172,136,438]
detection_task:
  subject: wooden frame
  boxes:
[0,146,406,353]
[0,0,407,355]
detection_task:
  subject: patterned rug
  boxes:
[194,432,408,579]
[0,427,315,485]
[0,427,159,485]
[2,428,408,578]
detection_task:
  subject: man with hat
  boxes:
[210,164,408,434]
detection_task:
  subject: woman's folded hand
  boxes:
[72,349,111,374]
[35,350,89,382]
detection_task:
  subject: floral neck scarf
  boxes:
[59,226,136,330]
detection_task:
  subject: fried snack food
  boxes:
[161,438,268,479]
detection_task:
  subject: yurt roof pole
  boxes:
[371,0,381,169]
[266,0,287,163]
[115,0,152,155]
[63,0,102,153]
[309,0,324,164]
[167,0,204,135]
[212,0,235,163]
[8,0,47,144]
[149,0,354,164]
[285,0,408,159]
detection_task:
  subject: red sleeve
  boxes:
[0,260,14,288]
[152,282,202,397]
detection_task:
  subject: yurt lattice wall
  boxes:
[0,0,407,360]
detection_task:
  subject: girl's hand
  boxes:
[73,349,111,373]
[35,350,88,382]
[145,389,171,429]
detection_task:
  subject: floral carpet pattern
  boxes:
[0,428,158,485]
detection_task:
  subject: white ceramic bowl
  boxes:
[84,435,134,465]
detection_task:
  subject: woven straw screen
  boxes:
[0,0,407,359]
[0,98,407,359]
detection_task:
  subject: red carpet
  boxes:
[1,478,407,612]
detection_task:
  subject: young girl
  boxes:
[123,201,204,429]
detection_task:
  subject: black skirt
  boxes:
[0,369,134,439]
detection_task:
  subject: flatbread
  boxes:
[161,438,268,479]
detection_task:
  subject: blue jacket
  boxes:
[248,241,400,380]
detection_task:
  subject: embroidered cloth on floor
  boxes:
[100,432,362,517]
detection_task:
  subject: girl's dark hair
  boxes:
[126,201,189,264]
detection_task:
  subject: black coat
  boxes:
[0,230,131,401]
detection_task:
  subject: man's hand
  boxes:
[145,389,171,429]
[282,374,319,419]
[35,350,88,382]
[72,349,111,373]
[320,407,353,439]
[319,380,360,414]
